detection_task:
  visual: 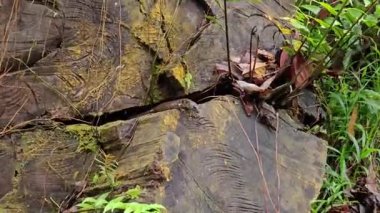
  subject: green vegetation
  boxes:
[77,150,166,212]
[66,125,99,153]
[285,0,380,211]
[76,186,166,213]
[91,150,120,188]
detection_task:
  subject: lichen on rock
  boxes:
[65,124,99,153]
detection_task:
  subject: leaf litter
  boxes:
[214,47,320,128]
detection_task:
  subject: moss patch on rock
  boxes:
[65,125,99,153]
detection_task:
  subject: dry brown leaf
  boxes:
[215,62,244,80]
[291,53,312,89]
[230,56,241,63]
[366,162,379,195]
[235,75,276,94]
[215,63,229,73]
[347,105,358,136]
[238,61,267,77]
[279,50,290,68]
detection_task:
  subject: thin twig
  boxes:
[275,112,281,212]
[249,26,258,82]
[223,0,232,78]
[230,101,277,211]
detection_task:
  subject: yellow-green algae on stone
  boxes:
[132,1,170,61]
[65,124,99,153]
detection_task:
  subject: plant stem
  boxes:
[224,0,232,78]
[249,27,257,82]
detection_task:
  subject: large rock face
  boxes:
[0,1,328,212]
[0,0,293,129]
[0,97,327,212]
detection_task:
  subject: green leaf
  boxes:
[92,173,99,184]
[94,192,110,208]
[103,197,126,213]
[98,192,110,201]
[341,8,365,23]
[126,185,142,200]
[289,18,309,33]
[76,203,95,211]
[375,5,380,18]
[363,14,378,27]
[313,17,330,28]
[347,134,361,163]
[184,72,193,90]
[81,197,97,204]
[301,4,321,15]
[323,17,342,27]
[360,148,380,159]
[363,0,371,7]
[331,25,344,37]
[317,2,337,16]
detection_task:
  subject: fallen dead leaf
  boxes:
[238,61,267,77]
[230,56,241,63]
[235,75,276,94]
[366,162,379,197]
[291,53,312,89]
[215,62,244,80]
[279,49,290,68]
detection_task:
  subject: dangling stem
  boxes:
[252,35,259,81]
[249,27,257,82]
[224,0,232,78]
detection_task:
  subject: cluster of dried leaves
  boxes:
[215,48,314,119]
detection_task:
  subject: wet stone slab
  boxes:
[0,96,326,212]
[0,0,293,129]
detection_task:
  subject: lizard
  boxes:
[146,98,199,115]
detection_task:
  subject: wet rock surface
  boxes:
[0,97,326,212]
[1,0,293,128]
[0,0,328,212]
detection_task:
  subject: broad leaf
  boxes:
[301,4,321,15]
[318,2,337,16]
[289,18,309,33]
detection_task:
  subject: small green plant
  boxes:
[76,186,166,213]
[183,72,193,90]
[91,150,119,188]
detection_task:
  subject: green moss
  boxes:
[65,124,99,153]
[146,65,164,104]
